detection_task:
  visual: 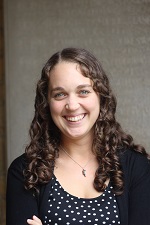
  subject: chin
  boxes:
[65,131,92,140]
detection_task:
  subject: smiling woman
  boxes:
[49,62,100,140]
[6,48,150,225]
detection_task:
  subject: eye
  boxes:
[53,92,67,99]
[79,90,91,95]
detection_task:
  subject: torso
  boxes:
[54,153,109,199]
[43,175,120,225]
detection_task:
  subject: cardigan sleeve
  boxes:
[6,154,39,225]
[128,152,150,225]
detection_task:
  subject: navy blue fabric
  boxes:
[43,175,120,224]
[6,149,150,225]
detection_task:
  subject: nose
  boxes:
[65,95,80,111]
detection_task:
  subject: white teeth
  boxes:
[66,114,85,122]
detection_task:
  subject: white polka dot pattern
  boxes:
[44,176,120,224]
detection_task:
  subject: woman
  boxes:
[7,48,150,225]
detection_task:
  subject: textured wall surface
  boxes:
[4,0,150,166]
[0,1,6,224]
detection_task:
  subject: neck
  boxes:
[60,139,93,157]
[60,133,94,156]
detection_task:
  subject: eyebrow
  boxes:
[51,84,92,93]
[50,87,64,93]
[76,84,92,89]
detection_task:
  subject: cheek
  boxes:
[49,101,63,116]
[90,97,100,120]
[89,95,100,111]
[49,102,61,125]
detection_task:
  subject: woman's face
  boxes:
[48,61,100,141]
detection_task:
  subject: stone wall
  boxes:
[5,0,150,166]
[0,1,6,224]
[3,1,150,224]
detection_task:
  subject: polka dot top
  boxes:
[44,175,120,225]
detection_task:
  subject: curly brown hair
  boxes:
[24,47,149,194]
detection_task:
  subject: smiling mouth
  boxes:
[64,114,86,122]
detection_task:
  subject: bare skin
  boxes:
[27,215,42,225]
[28,62,109,224]
[49,62,103,198]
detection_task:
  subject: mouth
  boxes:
[64,113,86,122]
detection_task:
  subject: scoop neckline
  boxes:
[52,174,111,201]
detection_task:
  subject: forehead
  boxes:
[49,61,92,88]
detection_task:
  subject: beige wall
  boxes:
[4,0,150,166]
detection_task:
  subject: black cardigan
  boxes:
[6,149,150,225]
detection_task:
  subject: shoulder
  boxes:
[8,153,27,170]
[119,148,150,186]
[8,153,27,180]
[119,148,150,169]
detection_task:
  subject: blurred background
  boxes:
[1,0,150,224]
